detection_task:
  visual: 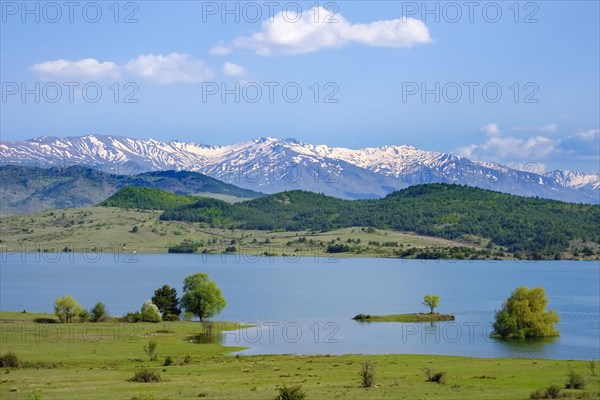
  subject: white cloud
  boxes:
[539,124,558,133]
[228,7,432,56]
[30,53,213,85]
[455,129,599,165]
[221,62,247,77]
[124,53,213,84]
[210,43,232,56]
[480,123,501,137]
[29,58,120,80]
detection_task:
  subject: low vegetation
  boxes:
[424,368,447,384]
[360,359,376,388]
[129,368,162,383]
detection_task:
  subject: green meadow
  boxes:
[1,312,598,400]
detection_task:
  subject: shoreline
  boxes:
[1,250,598,262]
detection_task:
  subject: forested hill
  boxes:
[102,184,600,257]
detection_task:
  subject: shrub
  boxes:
[530,384,562,399]
[274,384,306,400]
[144,340,158,361]
[0,352,20,368]
[360,359,376,388]
[140,300,161,323]
[162,313,179,321]
[129,368,162,383]
[565,368,585,389]
[183,354,192,364]
[424,368,447,384]
[163,356,173,366]
[121,312,141,323]
[78,309,90,322]
[91,302,108,322]
[352,314,371,321]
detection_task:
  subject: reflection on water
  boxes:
[185,322,224,344]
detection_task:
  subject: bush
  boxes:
[274,384,306,400]
[162,313,179,321]
[78,309,90,322]
[352,314,371,321]
[360,359,376,388]
[565,368,585,389]
[91,302,108,322]
[0,352,20,368]
[129,368,162,383]
[144,340,158,361]
[424,368,447,384]
[163,356,173,366]
[140,300,161,323]
[121,312,142,323]
[530,384,562,399]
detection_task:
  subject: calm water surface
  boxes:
[1,253,598,359]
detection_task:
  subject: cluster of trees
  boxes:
[54,296,108,323]
[53,273,226,324]
[101,184,599,258]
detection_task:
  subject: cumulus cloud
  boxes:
[480,123,501,137]
[221,62,247,76]
[29,58,120,80]
[455,129,599,166]
[227,7,432,56]
[30,53,213,85]
[210,43,232,56]
[124,53,213,84]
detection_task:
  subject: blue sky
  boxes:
[1,1,599,172]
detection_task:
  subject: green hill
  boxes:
[99,186,198,210]
[103,184,600,258]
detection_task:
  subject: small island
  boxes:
[352,313,455,322]
[353,294,455,322]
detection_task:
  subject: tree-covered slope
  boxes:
[99,186,198,210]
[103,184,600,257]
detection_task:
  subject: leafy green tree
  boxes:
[151,285,181,318]
[90,302,108,322]
[423,295,440,314]
[54,295,83,323]
[140,300,161,323]
[492,286,560,339]
[181,273,226,322]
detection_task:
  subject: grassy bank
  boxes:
[0,312,598,400]
[353,313,456,322]
[0,207,493,257]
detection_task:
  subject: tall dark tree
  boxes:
[151,284,181,319]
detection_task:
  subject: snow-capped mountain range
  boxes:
[1,135,598,203]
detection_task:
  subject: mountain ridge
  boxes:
[1,134,598,203]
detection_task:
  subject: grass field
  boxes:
[0,312,598,400]
[0,207,488,257]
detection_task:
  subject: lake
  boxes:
[1,253,598,360]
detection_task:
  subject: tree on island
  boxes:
[151,284,181,320]
[423,295,440,314]
[492,286,560,339]
[54,295,83,323]
[181,273,226,322]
